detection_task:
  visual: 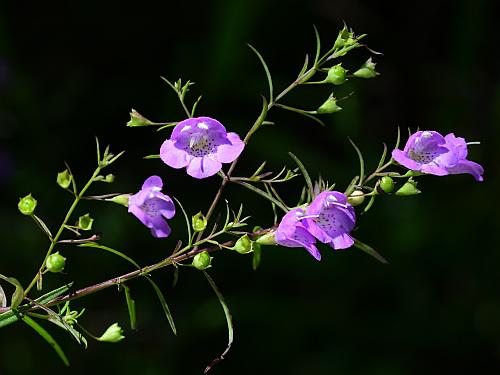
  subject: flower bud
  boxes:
[191,212,207,232]
[378,176,395,193]
[348,190,365,206]
[105,174,115,183]
[256,231,277,246]
[317,95,343,114]
[97,323,125,343]
[233,234,253,254]
[126,109,155,127]
[353,58,379,79]
[107,194,130,207]
[57,170,72,189]
[78,213,94,231]
[333,25,351,50]
[46,252,66,273]
[192,251,212,270]
[18,194,37,216]
[395,180,421,196]
[325,64,347,85]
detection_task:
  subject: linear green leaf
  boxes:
[22,315,70,367]
[173,196,192,247]
[288,152,314,199]
[247,44,273,103]
[235,181,288,212]
[349,138,365,187]
[203,271,233,374]
[376,142,388,171]
[144,276,177,335]
[78,243,140,269]
[122,284,137,330]
[313,24,321,65]
[353,238,389,264]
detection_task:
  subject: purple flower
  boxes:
[160,117,245,179]
[392,130,484,181]
[128,176,175,238]
[275,208,321,261]
[303,191,356,250]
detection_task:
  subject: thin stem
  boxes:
[23,167,101,297]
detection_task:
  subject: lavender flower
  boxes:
[128,176,175,238]
[275,208,321,261]
[160,117,245,179]
[392,130,484,181]
[303,191,356,250]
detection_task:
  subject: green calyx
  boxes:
[18,194,37,216]
[379,176,395,193]
[192,251,212,270]
[57,169,72,189]
[325,64,347,85]
[317,95,343,114]
[46,252,67,273]
[78,213,94,231]
[395,180,421,196]
[353,58,379,79]
[126,109,155,127]
[97,322,125,343]
[192,212,207,232]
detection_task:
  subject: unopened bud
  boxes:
[256,231,277,246]
[107,194,130,207]
[317,95,343,114]
[46,252,66,273]
[192,212,207,232]
[57,170,72,189]
[348,190,365,206]
[98,323,125,343]
[353,58,379,79]
[126,109,155,127]
[378,176,395,193]
[78,213,94,231]
[18,194,37,216]
[395,180,421,196]
[233,234,253,254]
[325,64,347,85]
[192,251,212,270]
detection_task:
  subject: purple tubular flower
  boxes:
[392,130,484,181]
[303,191,356,250]
[275,208,321,261]
[160,116,245,179]
[128,176,175,238]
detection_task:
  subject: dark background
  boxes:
[1,1,499,374]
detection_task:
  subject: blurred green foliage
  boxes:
[0,0,498,374]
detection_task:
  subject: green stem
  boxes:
[23,167,101,297]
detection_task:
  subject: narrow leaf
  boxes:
[275,103,325,126]
[122,284,137,330]
[297,54,309,79]
[22,315,70,367]
[203,271,233,374]
[288,152,314,199]
[32,215,53,239]
[353,238,389,264]
[235,181,288,212]
[376,142,388,171]
[144,154,161,159]
[144,276,177,335]
[173,197,192,248]
[247,44,273,103]
[0,274,24,309]
[78,243,140,269]
[0,283,6,308]
[252,244,262,271]
[313,24,321,65]
[35,283,74,305]
[349,138,365,186]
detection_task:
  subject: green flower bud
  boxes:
[192,212,207,232]
[97,322,125,343]
[353,58,379,79]
[395,180,421,196]
[46,252,66,273]
[126,109,155,127]
[18,194,37,216]
[78,213,94,231]
[233,234,253,254]
[192,251,212,270]
[57,170,72,189]
[105,174,115,183]
[348,190,365,206]
[107,194,130,207]
[333,25,351,50]
[325,64,347,85]
[317,95,343,114]
[379,176,395,193]
[256,231,276,246]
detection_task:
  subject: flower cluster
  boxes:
[275,191,356,261]
[392,130,484,181]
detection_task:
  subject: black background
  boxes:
[0,1,499,374]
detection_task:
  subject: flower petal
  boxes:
[391,149,422,171]
[447,159,484,181]
[160,139,190,169]
[420,163,448,176]
[186,156,222,179]
[148,216,171,238]
[216,132,245,163]
[329,233,354,250]
[142,175,163,190]
[128,204,150,227]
